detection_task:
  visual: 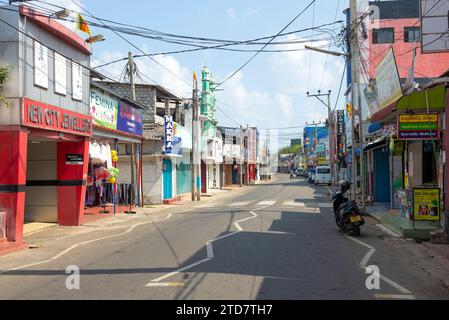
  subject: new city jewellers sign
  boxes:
[397,114,439,140]
[22,98,92,136]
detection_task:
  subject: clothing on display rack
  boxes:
[85,183,135,207]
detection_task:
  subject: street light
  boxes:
[304,45,350,58]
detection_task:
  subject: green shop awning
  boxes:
[396,85,446,111]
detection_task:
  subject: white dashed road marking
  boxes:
[376,224,400,238]
[282,201,305,207]
[228,202,251,207]
[256,200,276,206]
[146,207,268,287]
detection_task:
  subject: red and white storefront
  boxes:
[0,98,92,244]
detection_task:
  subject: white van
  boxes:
[314,166,331,185]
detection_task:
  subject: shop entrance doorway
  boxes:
[25,138,58,223]
[163,159,173,200]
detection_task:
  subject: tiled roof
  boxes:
[143,125,163,141]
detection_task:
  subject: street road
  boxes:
[0,174,448,299]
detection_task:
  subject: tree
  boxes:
[0,65,10,107]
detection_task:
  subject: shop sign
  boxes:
[65,154,83,165]
[22,98,92,136]
[164,116,182,155]
[318,157,328,165]
[117,100,143,136]
[336,110,345,135]
[413,188,440,221]
[397,114,439,140]
[90,88,118,130]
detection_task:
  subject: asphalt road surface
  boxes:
[0,174,448,300]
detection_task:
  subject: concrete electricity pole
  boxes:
[246,124,250,186]
[122,52,137,213]
[349,0,366,212]
[240,125,243,187]
[191,72,201,201]
[306,91,336,183]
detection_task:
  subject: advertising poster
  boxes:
[90,89,118,129]
[34,41,48,89]
[375,48,402,110]
[117,100,143,135]
[413,188,440,221]
[54,52,67,95]
[72,61,83,101]
[55,52,67,96]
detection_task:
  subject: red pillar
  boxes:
[0,130,28,243]
[57,139,89,226]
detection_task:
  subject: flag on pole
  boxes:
[193,71,197,82]
[76,13,92,39]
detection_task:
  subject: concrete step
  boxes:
[0,241,28,256]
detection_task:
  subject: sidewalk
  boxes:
[367,204,441,240]
[0,184,251,258]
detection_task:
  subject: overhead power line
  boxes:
[216,0,317,88]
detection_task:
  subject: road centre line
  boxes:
[147,209,266,285]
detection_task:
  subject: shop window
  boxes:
[404,27,420,43]
[372,28,394,44]
[422,141,437,184]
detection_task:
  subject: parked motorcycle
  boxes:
[332,181,364,236]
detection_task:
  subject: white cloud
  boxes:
[226,8,236,20]
[226,7,262,21]
[214,34,346,148]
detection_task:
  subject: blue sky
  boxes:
[31,0,350,146]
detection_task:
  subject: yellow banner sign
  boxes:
[399,114,438,123]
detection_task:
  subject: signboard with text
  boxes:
[90,88,118,130]
[413,188,440,221]
[397,114,439,140]
[22,98,92,137]
[164,115,175,154]
[336,110,345,135]
[117,100,143,136]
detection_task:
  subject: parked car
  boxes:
[314,166,331,185]
[295,168,305,177]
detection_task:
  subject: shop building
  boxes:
[86,81,145,214]
[219,126,242,187]
[367,0,449,84]
[90,81,188,205]
[0,5,92,244]
[200,67,222,193]
[368,84,446,239]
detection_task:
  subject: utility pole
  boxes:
[349,0,366,213]
[126,52,137,213]
[239,125,243,187]
[306,90,336,183]
[246,124,250,185]
[192,72,201,201]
